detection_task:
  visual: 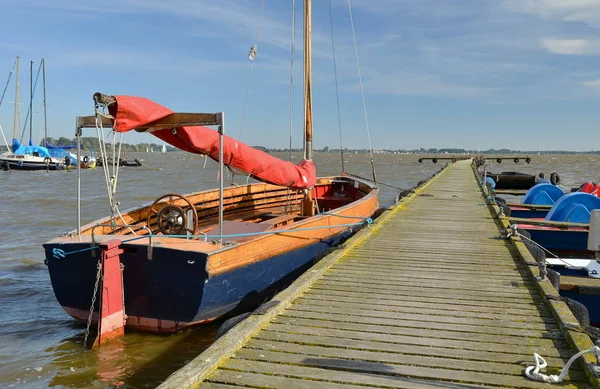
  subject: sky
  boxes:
[0,0,599,151]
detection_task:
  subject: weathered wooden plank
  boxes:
[334,261,530,276]
[323,270,534,289]
[303,291,550,316]
[295,297,555,323]
[324,271,534,288]
[340,259,527,273]
[355,240,510,248]
[288,302,556,330]
[227,351,587,389]
[280,308,559,337]
[253,331,576,366]
[315,278,541,299]
[270,319,567,351]
[309,283,544,306]
[210,361,487,389]
[200,384,248,389]
[205,369,420,389]
[346,249,516,261]
[244,338,586,379]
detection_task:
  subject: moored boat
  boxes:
[479,165,600,328]
[486,171,537,190]
[43,0,380,342]
[44,173,378,332]
[0,57,66,171]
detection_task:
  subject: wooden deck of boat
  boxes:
[159,160,600,389]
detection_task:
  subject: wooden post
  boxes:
[96,239,126,346]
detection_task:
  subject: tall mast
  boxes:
[29,59,33,144]
[12,57,20,140]
[303,0,313,161]
[42,57,47,144]
[301,0,315,216]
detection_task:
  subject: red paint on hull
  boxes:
[63,307,215,333]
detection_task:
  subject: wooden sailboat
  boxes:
[43,0,379,336]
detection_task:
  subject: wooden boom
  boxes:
[77,113,222,130]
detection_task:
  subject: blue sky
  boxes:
[0,0,599,151]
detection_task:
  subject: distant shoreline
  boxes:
[40,137,599,154]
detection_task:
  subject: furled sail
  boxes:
[104,95,316,190]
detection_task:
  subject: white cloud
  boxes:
[10,0,600,101]
[581,79,600,87]
[504,0,600,27]
[540,38,600,55]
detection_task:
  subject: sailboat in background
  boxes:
[161,142,167,153]
[0,57,65,171]
[44,0,379,338]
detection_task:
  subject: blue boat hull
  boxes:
[509,209,548,219]
[527,228,588,252]
[44,229,353,331]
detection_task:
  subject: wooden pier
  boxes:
[159,160,600,389]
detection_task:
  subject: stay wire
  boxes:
[347,0,377,186]
[328,0,345,173]
[238,0,267,141]
[0,59,15,110]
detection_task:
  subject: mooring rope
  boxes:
[525,346,600,384]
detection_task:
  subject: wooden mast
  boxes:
[301,0,315,216]
[303,0,313,161]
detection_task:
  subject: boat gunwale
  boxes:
[45,175,379,252]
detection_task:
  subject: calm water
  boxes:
[0,152,596,388]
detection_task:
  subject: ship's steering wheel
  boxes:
[147,193,198,236]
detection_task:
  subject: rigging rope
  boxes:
[0,59,15,110]
[238,0,267,141]
[328,0,345,173]
[94,103,136,235]
[347,0,377,186]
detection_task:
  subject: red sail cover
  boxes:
[107,96,316,190]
